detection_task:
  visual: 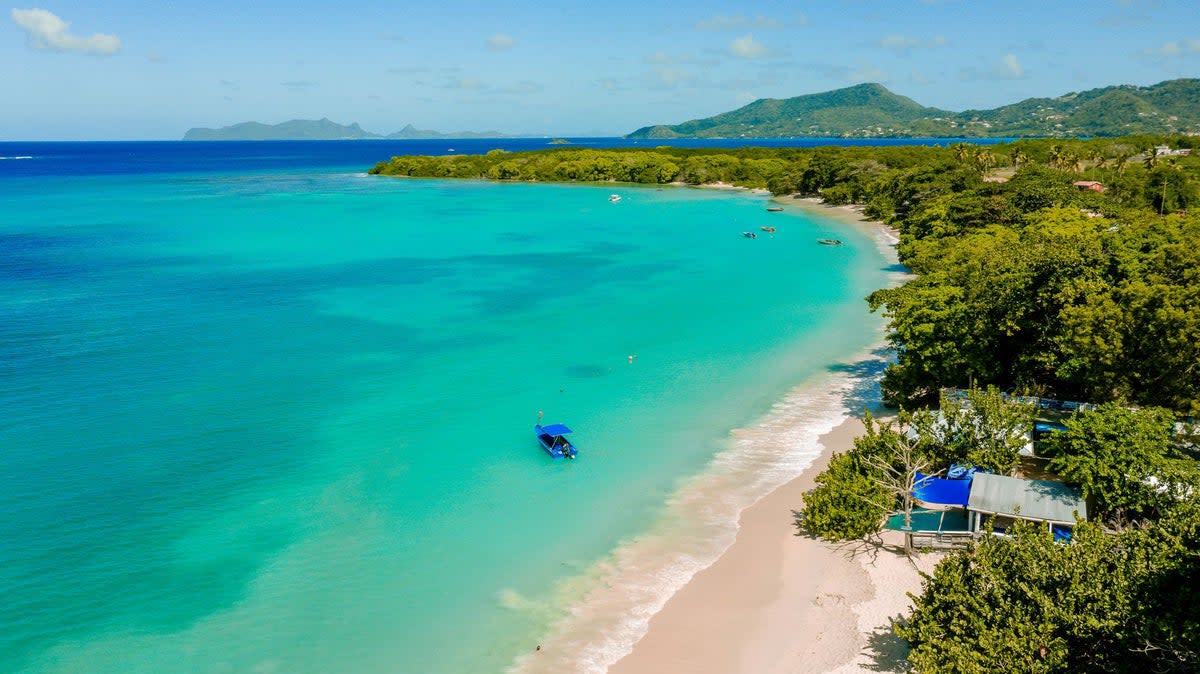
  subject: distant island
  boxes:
[627,79,1200,139]
[182,118,509,141]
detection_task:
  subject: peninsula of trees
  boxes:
[181,118,508,141]
[627,79,1200,139]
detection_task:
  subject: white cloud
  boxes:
[910,71,931,85]
[849,66,890,83]
[11,8,121,55]
[696,14,783,31]
[1144,40,1200,57]
[734,91,758,104]
[1001,53,1024,78]
[486,34,515,51]
[729,35,767,59]
[146,52,166,63]
[879,35,948,51]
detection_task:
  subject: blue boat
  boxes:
[535,423,577,459]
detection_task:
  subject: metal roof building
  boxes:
[967,473,1087,530]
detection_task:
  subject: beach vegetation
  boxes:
[898,506,1200,673]
[796,450,890,541]
[799,390,1031,543]
[909,387,1035,475]
[1040,404,1200,524]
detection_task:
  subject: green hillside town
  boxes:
[627,79,1200,139]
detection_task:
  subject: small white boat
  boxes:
[609,194,621,203]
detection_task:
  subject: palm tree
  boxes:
[951,142,973,164]
[1115,154,1130,174]
[1010,149,1028,168]
[975,150,997,171]
[1143,145,1160,170]
[1065,152,1082,173]
[1048,144,1064,169]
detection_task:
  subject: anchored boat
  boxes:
[535,423,577,459]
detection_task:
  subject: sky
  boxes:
[3,0,1199,140]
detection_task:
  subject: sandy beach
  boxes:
[606,197,930,674]
[606,414,938,674]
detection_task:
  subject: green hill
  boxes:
[627,79,1200,138]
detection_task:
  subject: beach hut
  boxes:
[967,473,1086,539]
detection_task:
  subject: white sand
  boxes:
[606,196,932,674]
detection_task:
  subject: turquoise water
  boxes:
[1,167,890,673]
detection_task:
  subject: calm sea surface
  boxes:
[1,141,893,673]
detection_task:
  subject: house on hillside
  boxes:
[1073,180,1105,193]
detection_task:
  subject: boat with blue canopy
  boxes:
[535,423,577,459]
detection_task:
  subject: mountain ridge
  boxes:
[182,118,509,141]
[626,79,1200,139]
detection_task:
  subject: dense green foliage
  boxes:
[1042,404,1200,524]
[910,387,1034,474]
[898,510,1200,673]
[798,450,891,540]
[626,79,1200,139]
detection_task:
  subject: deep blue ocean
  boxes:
[1,139,896,674]
[0,136,1006,178]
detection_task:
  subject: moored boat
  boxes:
[766,206,784,212]
[742,231,758,238]
[608,194,621,202]
[760,226,777,233]
[535,423,577,459]
[817,238,843,245]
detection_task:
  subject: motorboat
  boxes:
[817,238,843,245]
[609,194,621,203]
[535,423,577,459]
[742,231,758,238]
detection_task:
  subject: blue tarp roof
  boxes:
[540,424,573,436]
[913,472,972,507]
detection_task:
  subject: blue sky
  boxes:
[3,0,1198,139]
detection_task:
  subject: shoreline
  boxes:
[605,200,924,674]
[509,191,915,674]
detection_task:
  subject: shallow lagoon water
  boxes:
[0,147,891,673]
